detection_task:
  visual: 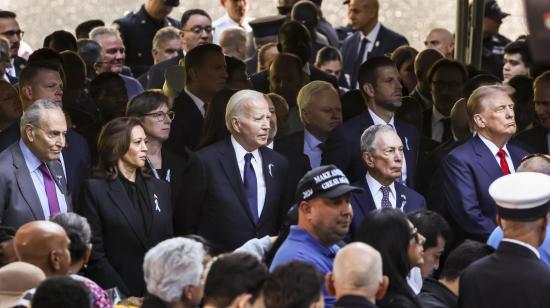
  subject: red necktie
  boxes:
[497,149,511,175]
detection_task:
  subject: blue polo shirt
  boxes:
[270,226,339,307]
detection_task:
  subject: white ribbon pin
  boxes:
[399,194,407,212]
[154,194,161,212]
[268,163,274,177]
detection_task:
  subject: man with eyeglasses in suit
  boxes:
[0,10,26,81]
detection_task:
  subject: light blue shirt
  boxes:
[303,129,323,169]
[19,139,68,219]
[488,225,550,266]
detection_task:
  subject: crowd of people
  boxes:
[0,0,550,307]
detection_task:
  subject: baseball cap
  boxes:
[296,165,363,202]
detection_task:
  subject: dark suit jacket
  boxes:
[441,135,527,240]
[0,142,72,229]
[512,125,549,154]
[339,25,408,89]
[77,175,173,296]
[245,52,258,76]
[13,56,26,78]
[334,295,378,308]
[250,64,339,94]
[273,131,312,197]
[175,139,289,253]
[322,111,420,187]
[166,90,204,154]
[459,241,550,308]
[349,177,426,237]
[144,53,184,90]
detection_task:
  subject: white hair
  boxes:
[360,124,395,153]
[225,89,268,133]
[20,99,63,131]
[143,237,205,303]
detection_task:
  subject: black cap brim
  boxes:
[315,184,363,199]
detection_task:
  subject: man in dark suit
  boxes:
[0,81,22,152]
[0,100,72,229]
[166,44,227,154]
[322,56,420,187]
[143,9,213,90]
[175,89,289,253]
[114,0,181,77]
[459,172,550,308]
[350,125,426,236]
[513,71,550,154]
[340,0,408,90]
[442,85,528,242]
[409,49,443,111]
[0,11,26,80]
[250,21,338,94]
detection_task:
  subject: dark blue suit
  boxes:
[174,139,290,253]
[441,135,527,240]
[339,25,408,89]
[321,111,420,187]
[166,90,203,153]
[349,176,426,237]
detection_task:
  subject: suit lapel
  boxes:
[107,179,148,249]
[395,183,406,211]
[218,140,257,225]
[472,136,503,179]
[357,179,376,216]
[258,147,275,226]
[12,145,45,220]
[369,25,386,58]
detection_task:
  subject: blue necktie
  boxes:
[353,38,369,88]
[244,153,258,222]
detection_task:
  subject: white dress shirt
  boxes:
[358,22,381,64]
[184,87,206,117]
[303,129,323,169]
[478,134,515,173]
[368,108,408,183]
[213,13,253,44]
[365,172,397,210]
[231,136,266,215]
[19,139,69,219]
[431,106,447,142]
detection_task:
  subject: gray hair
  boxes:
[220,27,247,60]
[20,99,63,131]
[144,237,205,303]
[225,89,269,133]
[360,124,395,153]
[89,26,122,44]
[152,26,181,50]
[50,213,92,262]
[297,80,338,121]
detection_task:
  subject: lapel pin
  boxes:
[375,41,380,48]
[268,163,274,177]
[404,137,410,151]
[165,169,171,183]
[153,194,161,212]
[400,194,407,211]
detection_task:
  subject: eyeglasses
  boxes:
[410,227,423,245]
[1,30,24,38]
[30,124,67,141]
[143,111,175,122]
[521,153,550,164]
[182,26,214,35]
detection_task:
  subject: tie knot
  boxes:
[497,149,507,159]
[318,142,326,152]
[39,163,52,179]
[381,186,390,193]
[244,153,253,163]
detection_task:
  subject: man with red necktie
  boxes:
[442,85,528,242]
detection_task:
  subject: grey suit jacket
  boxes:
[0,142,72,229]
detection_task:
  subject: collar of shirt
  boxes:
[360,22,381,50]
[431,105,446,124]
[289,225,339,257]
[501,238,541,259]
[365,172,396,201]
[214,13,253,32]
[302,63,311,77]
[231,135,261,165]
[19,139,42,173]
[477,133,510,158]
[304,129,323,151]
[266,141,273,149]
[184,87,206,117]
[368,108,395,126]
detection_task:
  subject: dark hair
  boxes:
[184,43,223,84]
[271,52,303,74]
[291,0,319,35]
[94,117,146,180]
[89,71,126,101]
[439,240,494,281]
[357,56,397,87]
[355,208,418,304]
[391,46,419,71]
[504,40,531,67]
[534,71,550,89]
[278,21,312,64]
[197,89,236,149]
[27,48,63,66]
[0,11,16,19]
[126,89,169,116]
[75,19,105,39]
[263,261,323,308]
[341,89,366,122]
[226,56,246,83]
[51,213,91,263]
[258,42,277,70]
[44,30,77,52]
[32,277,91,308]
[180,9,211,28]
[463,73,500,99]
[60,51,86,90]
[408,210,452,250]
[203,252,268,307]
[19,62,62,89]
[315,46,343,66]
[76,39,101,78]
[508,75,535,132]
[427,58,468,84]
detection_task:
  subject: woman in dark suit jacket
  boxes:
[78,117,173,296]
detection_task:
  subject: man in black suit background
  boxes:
[166,43,227,154]
[340,0,408,90]
[0,11,26,81]
[176,89,289,253]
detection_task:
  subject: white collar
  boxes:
[365,172,396,199]
[501,238,541,259]
[302,63,311,76]
[231,135,260,161]
[478,133,510,157]
[184,87,206,116]
[368,108,395,126]
[360,22,381,46]
[432,105,446,123]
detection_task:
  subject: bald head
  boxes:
[517,155,550,175]
[333,242,383,301]
[14,221,71,277]
[424,28,454,58]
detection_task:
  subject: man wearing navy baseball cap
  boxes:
[270,165,362,307]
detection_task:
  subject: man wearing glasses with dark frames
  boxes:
[0,11,26,81]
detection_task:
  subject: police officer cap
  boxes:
[296,165,363,202]
[484,0,510,21]
[489,172,550,221]
[249,15,287,38]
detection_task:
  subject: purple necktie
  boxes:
[39,163,60,217]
